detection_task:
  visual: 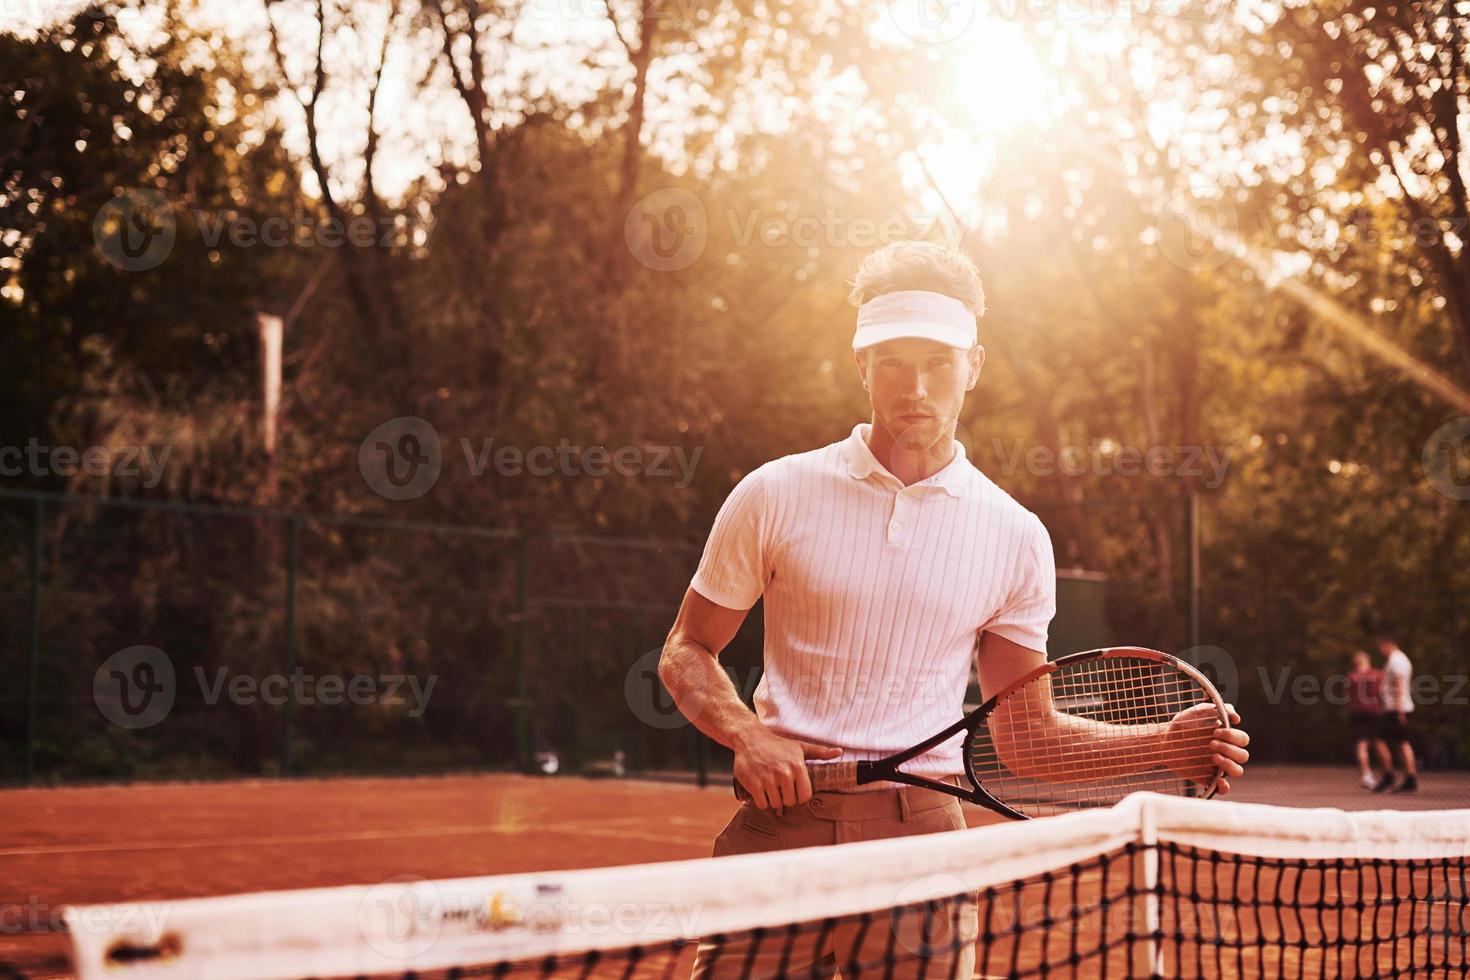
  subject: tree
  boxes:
[1178,0,1469,387]
[0,3,309,488]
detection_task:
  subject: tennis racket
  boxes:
[734,646,1230,819]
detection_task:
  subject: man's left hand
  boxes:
[1165,703,1249,794]
[1207,705,1250,796]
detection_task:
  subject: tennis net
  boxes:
[64,794,1469,979]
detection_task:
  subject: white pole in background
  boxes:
[258,312,283,458]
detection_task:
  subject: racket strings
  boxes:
[973,660,1214,810]
[968,655,1223,818]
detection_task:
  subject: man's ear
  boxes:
[853,349,869,389]
[966,345,986,391]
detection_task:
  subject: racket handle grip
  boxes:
[808,761,859,791]
[731,761,860,802]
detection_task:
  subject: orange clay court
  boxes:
[3,768,1467,978]
[1,774,740,978]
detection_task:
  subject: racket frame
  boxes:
[736,646,1231,820]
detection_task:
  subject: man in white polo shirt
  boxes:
[659,241,1250,977]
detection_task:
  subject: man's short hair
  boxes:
[848,241,986,317]
[1375,633,1397,646]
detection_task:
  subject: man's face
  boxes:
[1377,640,1395,657]
[855,338,984,453]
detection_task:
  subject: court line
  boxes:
[0,821,711,858]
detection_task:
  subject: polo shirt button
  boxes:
[890,521,901,531]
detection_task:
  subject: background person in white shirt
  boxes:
[658,241,1251,978]
[1372,633,1418,793]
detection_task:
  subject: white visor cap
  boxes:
[852,290,977,351]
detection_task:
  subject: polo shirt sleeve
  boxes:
[982,515,1057,654]
[690,466,772,610]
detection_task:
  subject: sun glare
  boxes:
[950,19,1053,135]
[908,16,1057,224]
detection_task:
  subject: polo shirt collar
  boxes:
[842,423,971,497]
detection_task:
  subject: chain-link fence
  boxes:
[2,490,1119,788]
[0,490,742,785]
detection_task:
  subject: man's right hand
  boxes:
[733,726,843,811]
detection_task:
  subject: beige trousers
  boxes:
[690,783,978,979]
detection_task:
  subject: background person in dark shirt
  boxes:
[1347,650,1389,790]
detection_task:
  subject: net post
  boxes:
[572,603,588,773]
[1187,490,1200,652]
[633,605,648,773]
[513,531,531,771]
[1131,797,1163,978]
[278,514,300,777]
[24,497,44,785]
